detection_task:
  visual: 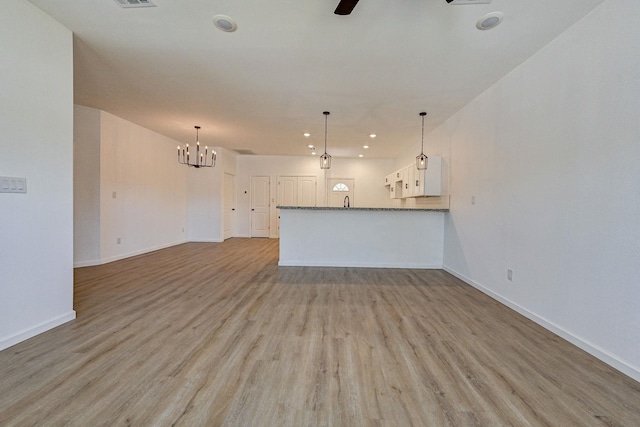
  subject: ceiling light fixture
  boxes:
[416,112,428,170]
[177,126,216,168]
[213,15,237,32]
[363,145,369,149]
[320,111,331,169]
[304,133,311,137]
[477,12,503,30]
[369,134,376,138]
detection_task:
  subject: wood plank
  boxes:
[0,238,639,425]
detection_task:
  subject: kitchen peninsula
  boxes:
[278,206,448,268]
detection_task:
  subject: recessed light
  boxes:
[369,134,376,138]
[213,15,237,32]
[363,145,369,149]
[311,152,316,155]
[304,133,311,137]
[476,12,503,30]
[308,144,314,149]
[359,154,364,158]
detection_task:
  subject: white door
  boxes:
[223,173,235,240]
[327,178,355,207]
[298,176,317,207]
[251,176,270,238]
[278,176,297,206]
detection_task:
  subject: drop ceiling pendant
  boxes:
[320,111,332,169]
[177,126,216,168]
[416,112,428,170]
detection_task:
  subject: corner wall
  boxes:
[74,108,190,266]
[74,106,101,265]
[0,0,75,350]
[442,0,640,381]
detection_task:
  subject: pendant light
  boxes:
[177,126,216,168]
[416,112,428,170]
[320,111,331,169]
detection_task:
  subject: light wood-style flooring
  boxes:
[1,238,639,426]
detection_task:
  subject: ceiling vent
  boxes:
[113,0,157,8]
[446,0,492,4]
[234,149,256,155]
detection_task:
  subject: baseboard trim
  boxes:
[75,240,189,267]
[0,311,76,352]
[279,260,442,269]
[74,259,101,268]
[443,265,640,383]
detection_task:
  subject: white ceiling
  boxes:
[28,0,604,159]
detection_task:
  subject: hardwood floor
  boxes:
[1,238,639,426]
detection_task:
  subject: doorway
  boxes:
[223,173,235,240]
[327,178,354,207]
[251,176,270,238]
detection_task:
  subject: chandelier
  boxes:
[177,126,216,168]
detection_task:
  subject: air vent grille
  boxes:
[113,0,157,8]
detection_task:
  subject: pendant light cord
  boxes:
[323,111,329,154]
[420,112,426,153]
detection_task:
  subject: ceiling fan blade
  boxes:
[334,0,360,15]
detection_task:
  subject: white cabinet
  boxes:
[384,156,442,198]
[407,165,416,198]
[412,157,441,197]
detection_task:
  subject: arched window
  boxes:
[332,183,350,192]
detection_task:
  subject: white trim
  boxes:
[0,311,76,352]
[75,240,189,267]
[443,265,640,383]
[74,259,102,268]
[279,260,442,269]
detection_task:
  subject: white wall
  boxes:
[99,111,189,263]
[0,0,75,350]
[74,106,101,265]
[441,0,640,381]
[187,147,236,242]
[236,155,394,238]
[74,108,190,266]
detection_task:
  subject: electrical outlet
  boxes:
[471,196,476,205]
[117,237,121,244]
[112,191,117,199]
[507,269,513,281]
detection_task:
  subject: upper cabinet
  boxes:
[384,156,442,198]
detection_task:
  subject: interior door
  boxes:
[298,176,317,207]
[223,173,235,240]
[327,178,354,207]
[251,176,270,238]
[278,176,297,206]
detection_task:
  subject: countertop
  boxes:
[277,206,449,212]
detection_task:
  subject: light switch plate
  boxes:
[0,176,27,193]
